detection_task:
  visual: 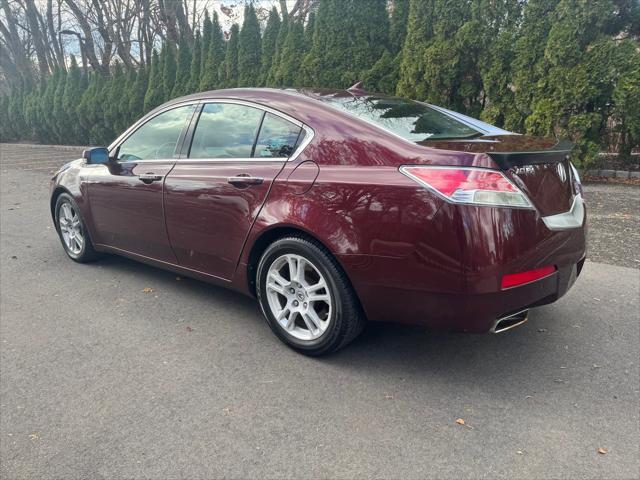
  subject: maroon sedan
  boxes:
[50,88,586,355]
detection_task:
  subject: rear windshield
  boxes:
[323,95,481,141]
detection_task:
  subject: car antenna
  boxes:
[347,81,366,95]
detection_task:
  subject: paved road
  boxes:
[1,144,639,479]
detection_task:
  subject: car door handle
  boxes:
[138,173,163,183]
[227,175,264,186]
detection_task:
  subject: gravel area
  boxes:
[583,183,640,268]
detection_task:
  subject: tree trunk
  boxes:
[24,0,51,75]
[63,0,107,75]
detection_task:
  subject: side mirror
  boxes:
[82,147,110,164]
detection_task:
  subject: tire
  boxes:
[256,235,366,355]
[54,193,101,263]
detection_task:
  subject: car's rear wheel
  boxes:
[256,236,365,355]
[54,193,100,263]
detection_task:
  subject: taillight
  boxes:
[400,166,533,208]
[501,265,556,289]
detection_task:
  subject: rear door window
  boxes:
[189,103,263,159]
[253,113,302,158]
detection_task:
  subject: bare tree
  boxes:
[0,0,286,86]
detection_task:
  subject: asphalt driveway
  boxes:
[1,144,639,479]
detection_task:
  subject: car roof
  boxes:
[165,87,513,138]
[166,88,340,128]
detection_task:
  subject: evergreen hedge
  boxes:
[0,0,638,167]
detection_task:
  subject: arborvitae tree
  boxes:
[397,0,435,98]
[32,76,48,141]
[62,55,83,143]
[144,49,164,112]
[162,43,177,100]
[23,78,44,141]
[104,61,125,140]
[260,7,281,86]
[524,0,638,166]
[172,33,192,98]
[389,0,409,54]
[267,7,289,86]
[51,68,67,142]
[201,10,213,74]
[348,0,389,84]
[304,12,315,51]
[0,94,10,141]
[364,50,399,94]
[398,0,480,113]
[42,68,60,143]
[237,4,261,87]
[362,0,409,94]
[128,65,148,122]
[298,12,316,86]
[223,24,240,88]
[6,84,26,141]
[122,67,138,126]
[187,30,202,93]
[479,0,523,129]
[200,12,225,90]
[306,0,388,88]
[78,73,108,145]
[80,70,89,91]
[303,0,338,87]
[611,41,640,160]
[274,20,305,87]
[511,0,557,129]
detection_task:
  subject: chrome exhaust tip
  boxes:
[490,309,529,333]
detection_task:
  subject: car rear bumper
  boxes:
[341,254,585,333]
[338,203,587,333]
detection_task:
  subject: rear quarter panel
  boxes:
[237,159,467,299]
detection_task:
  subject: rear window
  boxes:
[254,113,302,158]
[323,96,481,141]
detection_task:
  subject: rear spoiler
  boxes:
[488,139,573,170]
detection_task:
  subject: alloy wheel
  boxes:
[265,253,332,341]
[58,202,84,255]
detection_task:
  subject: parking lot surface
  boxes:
[1,144,639,479]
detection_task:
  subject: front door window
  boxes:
[118,105,195,161]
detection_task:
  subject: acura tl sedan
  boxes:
[50,87,586,355]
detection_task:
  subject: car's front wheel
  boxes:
[256,236,365,355]
[54,193,100,263]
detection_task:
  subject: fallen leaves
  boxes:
[597,447,607,455]
[185,326,193,332]
[455,418,473,429]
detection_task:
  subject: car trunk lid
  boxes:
[420,135,576,216]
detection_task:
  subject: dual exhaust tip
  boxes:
[490,309,529,333]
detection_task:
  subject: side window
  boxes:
[253,113,302,158]
[117,105,194,161]
[189,103,263,159]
